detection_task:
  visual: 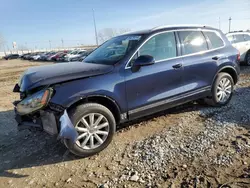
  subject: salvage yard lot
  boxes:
[0,59,250,188]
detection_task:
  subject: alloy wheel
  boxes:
[216,77,232,103]
[75,113,109,150]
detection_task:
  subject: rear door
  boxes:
[177,30,218,94]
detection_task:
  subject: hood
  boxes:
[19,61,114,92]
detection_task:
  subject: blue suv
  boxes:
[13,25,240,157]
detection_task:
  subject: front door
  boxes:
[124,31,184,119]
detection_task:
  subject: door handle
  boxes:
[172,63,182,69]
[212,56,219,60]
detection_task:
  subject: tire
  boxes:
[203,72,234,107]
[245,51,250,66]
[64,103,116,157]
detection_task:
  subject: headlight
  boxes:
[16,88,53,115]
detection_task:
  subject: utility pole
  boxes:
[229,17,232,32]
[219,17,221,30]
[92,8,98,46]
[61,39,64,50]
[49,40,51,50]
[25,42,28,52]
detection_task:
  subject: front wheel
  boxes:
[64,103,116,157]
[203,72,234,107]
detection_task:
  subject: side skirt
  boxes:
[128,86,211,121]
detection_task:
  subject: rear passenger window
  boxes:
[234,34,245,43]
[138,32,177,61]
[244,34,250,41]
[178,31,208,55]
[203,31,224,49]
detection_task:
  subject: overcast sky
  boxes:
[0,0,249,50]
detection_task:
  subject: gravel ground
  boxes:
[0,60,250,188]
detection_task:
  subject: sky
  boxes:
[0,0,249,51]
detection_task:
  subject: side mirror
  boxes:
[132,55,155,72]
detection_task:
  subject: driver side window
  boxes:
[128,32,177,67]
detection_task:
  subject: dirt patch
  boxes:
[0,60,249,188]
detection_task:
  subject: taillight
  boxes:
[237,51,240,62]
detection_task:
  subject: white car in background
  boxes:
[31,52,45,61]
[226,31,250,65]
[64,50,87,62]
[63,50,79,60]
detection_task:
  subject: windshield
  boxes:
[84,35,143,65]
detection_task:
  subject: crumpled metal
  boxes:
[59,110,78,143]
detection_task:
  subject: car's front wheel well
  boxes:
[67,96,121,124]
[219,67,237,84]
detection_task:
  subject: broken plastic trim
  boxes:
[58,110,78,143]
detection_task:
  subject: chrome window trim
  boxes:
[125,28,226,69]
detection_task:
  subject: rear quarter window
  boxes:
[178,31,208,55]
[203,31,224,49]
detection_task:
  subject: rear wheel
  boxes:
[202,72,234,107]
[64,103,116,157]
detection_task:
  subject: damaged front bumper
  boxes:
[14,103,78,142]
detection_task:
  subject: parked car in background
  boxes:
[24,53,37,60]
[63,50,80,60]
[39,52,52,61]
[22,53,32,60]
[4,54,19,60]
[30,52,45,61]
[50,52,63,61]
[226,31,250,65]
[66,50,89,62]
[78,50,93,61]
[20,53,30,59]
[55,52,68,62]
[13,25,240,157]
[45,52,57,61]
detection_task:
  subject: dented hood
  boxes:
[19,61,114,92]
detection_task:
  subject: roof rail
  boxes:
[151,24,213,31]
